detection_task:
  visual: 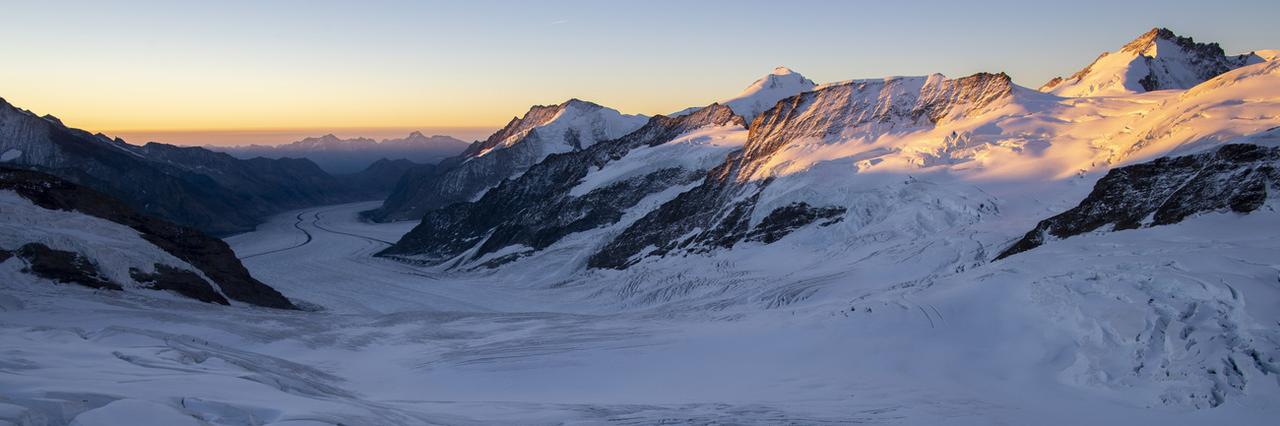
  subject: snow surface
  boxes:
[0,190,222,302]
[568,123,748,196]
[475,101,647,162]
[2,198,1279,424]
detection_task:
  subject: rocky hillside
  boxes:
[0,166,295,308]
[996,143,1279,260]
[672,67,817,122]
[0,97,371,235]
[340,158,420,197]
[591,72,1016,269]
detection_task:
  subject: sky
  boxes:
[1,0,1277,146]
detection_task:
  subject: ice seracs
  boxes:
[1041,28,1261,97]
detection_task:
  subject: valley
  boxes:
[3,199,1276,424]
[1,19,1279,425]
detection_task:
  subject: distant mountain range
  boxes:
[0,99,413,235]
[211,132,470,174]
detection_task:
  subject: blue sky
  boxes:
[1,0,1276,144]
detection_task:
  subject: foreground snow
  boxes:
[1,201,1277,424]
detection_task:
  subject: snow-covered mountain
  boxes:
[366,99,648,222]
[380,56,1280,276]
[215,132,468,174]
[1041,27,1264,97]
[368,47,1280,413]
[593,72,1018,268]
[379,103,746,266]
[673,66,817,121]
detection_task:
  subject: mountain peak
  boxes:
[714,67,817,122]
[462,99,645,160]
[1122,27,1176,50]
[1121,27,1226,58]
[1041,28,1251,97]
[559,98,604,111]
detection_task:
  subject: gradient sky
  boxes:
[2,0,1277,145]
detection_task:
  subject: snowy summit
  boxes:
[1041,27,1266,97]
[673,66,817,122]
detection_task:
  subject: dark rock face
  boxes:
[14,243,121,290]
[1122,28,1253,92]
[379,104,744,266]
[590,73,1012,269]
[0,98,367,235]
[0,167,295,309]
[745,203,846,244]
[340,158,421,198]
[996,144,1279,260]
[130,264,229,305]
[137,143,370,223]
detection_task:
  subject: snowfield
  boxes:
[1,198,1278,424]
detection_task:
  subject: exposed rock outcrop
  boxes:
[996,144,1279,260]
[130,264,229,305]
[13,243,121,290]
